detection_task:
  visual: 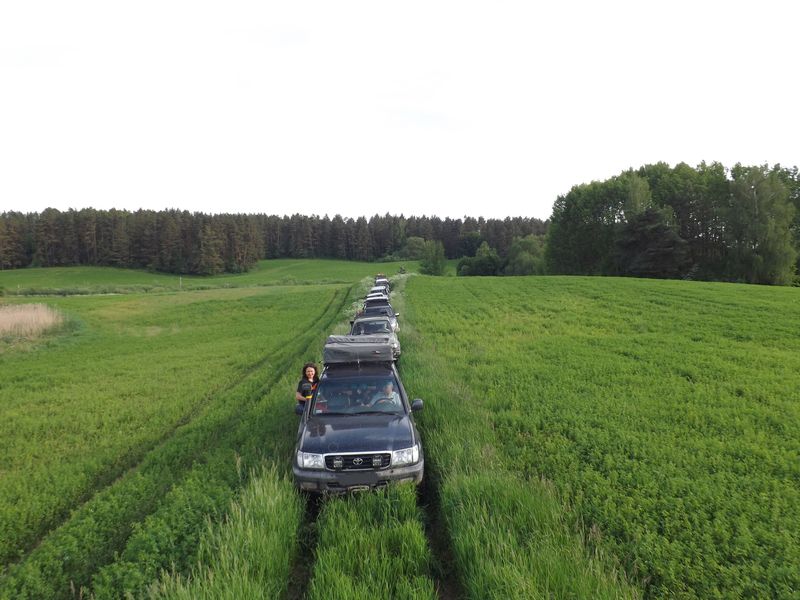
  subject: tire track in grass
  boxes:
[7,287,346,570]
[284,277,393,600]
[3,288,349,568]
[148,287,360,598]
[1,285,356,599]
[92,285,357,599]
[417,474,463,600]
[286,493,323,600]
[391,275,464,600]
[150,279,364,600]
[400,276,640,600]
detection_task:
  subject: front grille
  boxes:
[325,453,391,470]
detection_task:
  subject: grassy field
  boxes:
[0,259,415,295]
[400,275,800,598]
[1,262,797,598]
[0,262,365,598]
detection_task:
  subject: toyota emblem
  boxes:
[352,457,363,465]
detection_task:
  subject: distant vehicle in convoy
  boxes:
[349,315,400,360]
[365,292,389,302]
[293,336,424,493]
[363,297,392,311]
[369,285,389,296]
[360,305,399,331]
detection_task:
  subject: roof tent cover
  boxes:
[323,335,394,364]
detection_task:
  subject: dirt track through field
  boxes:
[417,474,464,599]
[286,494,323,600]
[390,276,463,600]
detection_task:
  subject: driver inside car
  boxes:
[370,381,400,407]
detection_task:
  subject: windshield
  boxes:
[352,320,392,335]
[312,375,403,415]
[363,306,394,317]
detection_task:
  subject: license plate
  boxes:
[347,485,371,493]
[337,471,378,487]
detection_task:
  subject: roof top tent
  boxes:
[323,335,395,365]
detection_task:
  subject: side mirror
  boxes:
[410,399,423,412]
[394,313,400,319]
[295,403,305,415]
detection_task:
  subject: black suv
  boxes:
[293,336,424,493]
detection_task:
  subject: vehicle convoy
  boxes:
[293,335,424,493]
[349,315,401,360]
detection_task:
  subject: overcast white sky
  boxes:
[1,1,797,221]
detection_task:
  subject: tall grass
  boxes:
[0,284,352,598]
[307,486,437,600]
[401,275,800,598]
[0,303,63,338]
[151,467,303,600]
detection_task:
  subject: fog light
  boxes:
[372,455,383,468]
[333,456,344,469]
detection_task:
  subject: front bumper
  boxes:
[293,459,424,493]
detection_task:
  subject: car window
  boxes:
[362,321,390,334]
[312,376,403,415]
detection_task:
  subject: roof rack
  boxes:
[323,335,394,364]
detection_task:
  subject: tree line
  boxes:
[0,209,547,275]
[3,161,796,285]
[544,162,798,285]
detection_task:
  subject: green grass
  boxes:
[400,275,800,598]
[0,259,416,295]
[150,466,303,600]
[4,262,797,599]
[307,486,437,600]
[0,288,322,563]
[0,281,357,598]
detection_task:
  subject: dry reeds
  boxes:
[0,303,63,338]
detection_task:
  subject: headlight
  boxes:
[297,451,324,470]
[392,445,419,466]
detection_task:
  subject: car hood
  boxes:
[298,414,416,454]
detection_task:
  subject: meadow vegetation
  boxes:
[2,261,797,599]
[0,274,354,598]
[306,486,437,600]
[151,467,303,600]
[401,275,800,598]
[0,259,416,296]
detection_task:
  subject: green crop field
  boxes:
[1,262,797,599]
[399,275,800,599]
[0,265,364,598]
